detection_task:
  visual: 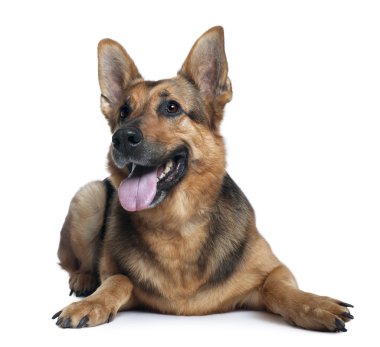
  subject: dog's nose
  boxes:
[126,127,143,146]
[112,127,143,151]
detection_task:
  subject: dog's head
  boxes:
[98,27,232,213]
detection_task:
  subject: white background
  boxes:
[0,0,379,346]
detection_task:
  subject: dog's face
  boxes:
[98,27,232,212]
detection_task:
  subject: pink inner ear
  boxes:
[98,40,142,105]
[200,58,219,95]
[104,75,123,103]
[179,28,228,100]
[100,54,129,103]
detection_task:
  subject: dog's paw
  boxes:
[285,292,354,332]
[69,272,99,297]
[52,299,116,328]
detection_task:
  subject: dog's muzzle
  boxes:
[110,127,189,212]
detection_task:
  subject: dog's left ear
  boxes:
[179,26,232,123]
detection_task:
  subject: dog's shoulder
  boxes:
[198,173,256,285]
[217,173,253,212]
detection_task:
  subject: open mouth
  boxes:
[118,148,188,211]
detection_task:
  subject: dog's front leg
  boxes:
[53,274,134,328]
[260,265,353,332]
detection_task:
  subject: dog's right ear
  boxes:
[98,39,141,116]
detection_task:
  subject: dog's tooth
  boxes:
[158,160,174,181]
[128,163,137,178]
[165,160,174,173]
[163,163,169,174]
[158,171,166,180]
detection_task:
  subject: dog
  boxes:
[53,26,353,331]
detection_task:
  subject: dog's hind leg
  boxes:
[57,179,114,297]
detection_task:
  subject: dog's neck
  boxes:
[132,171,225,233]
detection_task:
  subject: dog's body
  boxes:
[54,27,353,331]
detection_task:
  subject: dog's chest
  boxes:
[129,225,209,299]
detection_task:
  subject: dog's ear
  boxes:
[179,26,232,116]
[98,39,141,116]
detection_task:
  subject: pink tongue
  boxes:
[118,167,158,211]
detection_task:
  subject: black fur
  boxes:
[184,109,207,124]
[99,178,115,241]
[208,233,249,285]
[199,173,253,286]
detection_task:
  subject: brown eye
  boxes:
[166,100,180,114]
[158,100,182,117]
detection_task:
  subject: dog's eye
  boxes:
[120,103,131,120]
[166,101,180,114]
[159,100,182,117]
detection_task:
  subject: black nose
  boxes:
[112,127,143,151]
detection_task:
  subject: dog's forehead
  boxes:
[129,78,196,104]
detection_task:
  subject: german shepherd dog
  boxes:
[53,27,353,331]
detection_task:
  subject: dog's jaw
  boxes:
[115,147,189,212]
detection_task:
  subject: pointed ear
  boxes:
[178,26,232,107]
[98,39,141,115]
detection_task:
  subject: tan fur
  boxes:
[58,181,106,295]
[54,27,353,331]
